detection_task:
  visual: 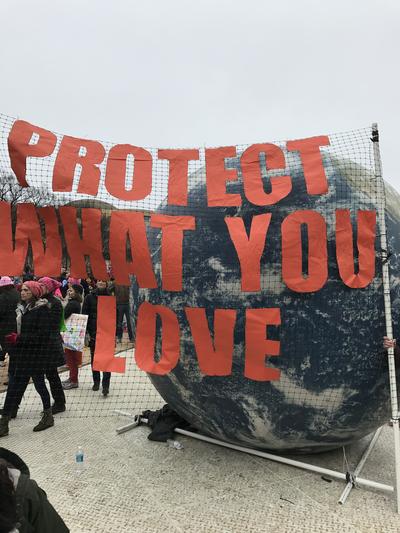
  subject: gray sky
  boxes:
[1,0,399,188]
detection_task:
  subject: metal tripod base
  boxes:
[114,410,393,505]
[114,410,142,434]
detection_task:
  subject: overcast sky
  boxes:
[1,0,399,189]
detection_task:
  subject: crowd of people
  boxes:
[0,269,134,439]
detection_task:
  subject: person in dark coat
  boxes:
[82,279,111,396]
[0,277,20,365]
[80,277,93,297]
[58,268,68,299]
[62,284,84,389]
[37,277,67,415]
[0,447,69,532]
[114,284,134,343]
[0,282,55,437]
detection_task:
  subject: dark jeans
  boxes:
[0,336,6,362]
[45,367,66,406]
[116,303,133,341]
[2,373,51,416]
[90,340,111,390]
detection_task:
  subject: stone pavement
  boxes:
[0,357,399,532]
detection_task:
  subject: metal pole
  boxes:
[134,416,393,494]
[372,123,400,513]
[114,410,141,434]
[338,427,382,505]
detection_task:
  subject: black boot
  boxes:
[51,403,66,415]
[0,415,10,437]
[33,409,54,432]
[0,407,18,419]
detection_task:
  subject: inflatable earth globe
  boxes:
[134,147,400,453]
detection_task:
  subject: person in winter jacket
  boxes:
[0,282,56,437]
[82,279,111,396]
[37,278,66,415]
[0,278,20,365]
[0,447,69,532]
[114,284,134,343]
[62,285,84,390]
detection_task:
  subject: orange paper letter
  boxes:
[8,120,57,187]
[287,136,330,195]
[225,214,272,292]
[135,302,180,375]
[93,296,126,373]
[245,308,281,381]
[335,209,376,288]
[185,308,236,376]
[281,210,328,292]
[59,207,108,279]
[241,143,291,205]
[0,202,61,276]
[206,147,241,207]
[105,144,152,201]
[150,215,196,291]
[109,211,157,287]
[53,136,105,196]
[158,149,199,206]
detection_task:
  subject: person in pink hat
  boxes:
[67,277,81,287]
[0,277,19,367]
[0,281,56,436]
[38,277,67,415]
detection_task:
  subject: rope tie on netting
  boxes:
[371,129,379,143]
[345,471,356,487]
[379,248,392,265]
[342,446,357,487]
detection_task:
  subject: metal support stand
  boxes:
[372,122,400,513]
[114,411,393,500]
[114,410,142,434]
[338,426,382,504]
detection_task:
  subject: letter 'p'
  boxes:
[8,120,57,187]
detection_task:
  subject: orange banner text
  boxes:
[0,202,376,292]
[135,303,281,381]
[8,119,330,207]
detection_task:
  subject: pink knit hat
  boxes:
[38,276,62,294]
[67,277,81,285]
[0,276,14,287]
[23,281,43,299]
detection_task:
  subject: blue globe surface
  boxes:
[134,153,400,453]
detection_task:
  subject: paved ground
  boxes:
[0,350,399,532]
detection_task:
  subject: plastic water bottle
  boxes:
[75,446,84,473]
[167,439,184,450]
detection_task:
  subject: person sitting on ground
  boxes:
[82,279,112,397]
[0,446,69,532]
[0,282,55,437]
[38,277,67,416]
[62,285,84,390]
